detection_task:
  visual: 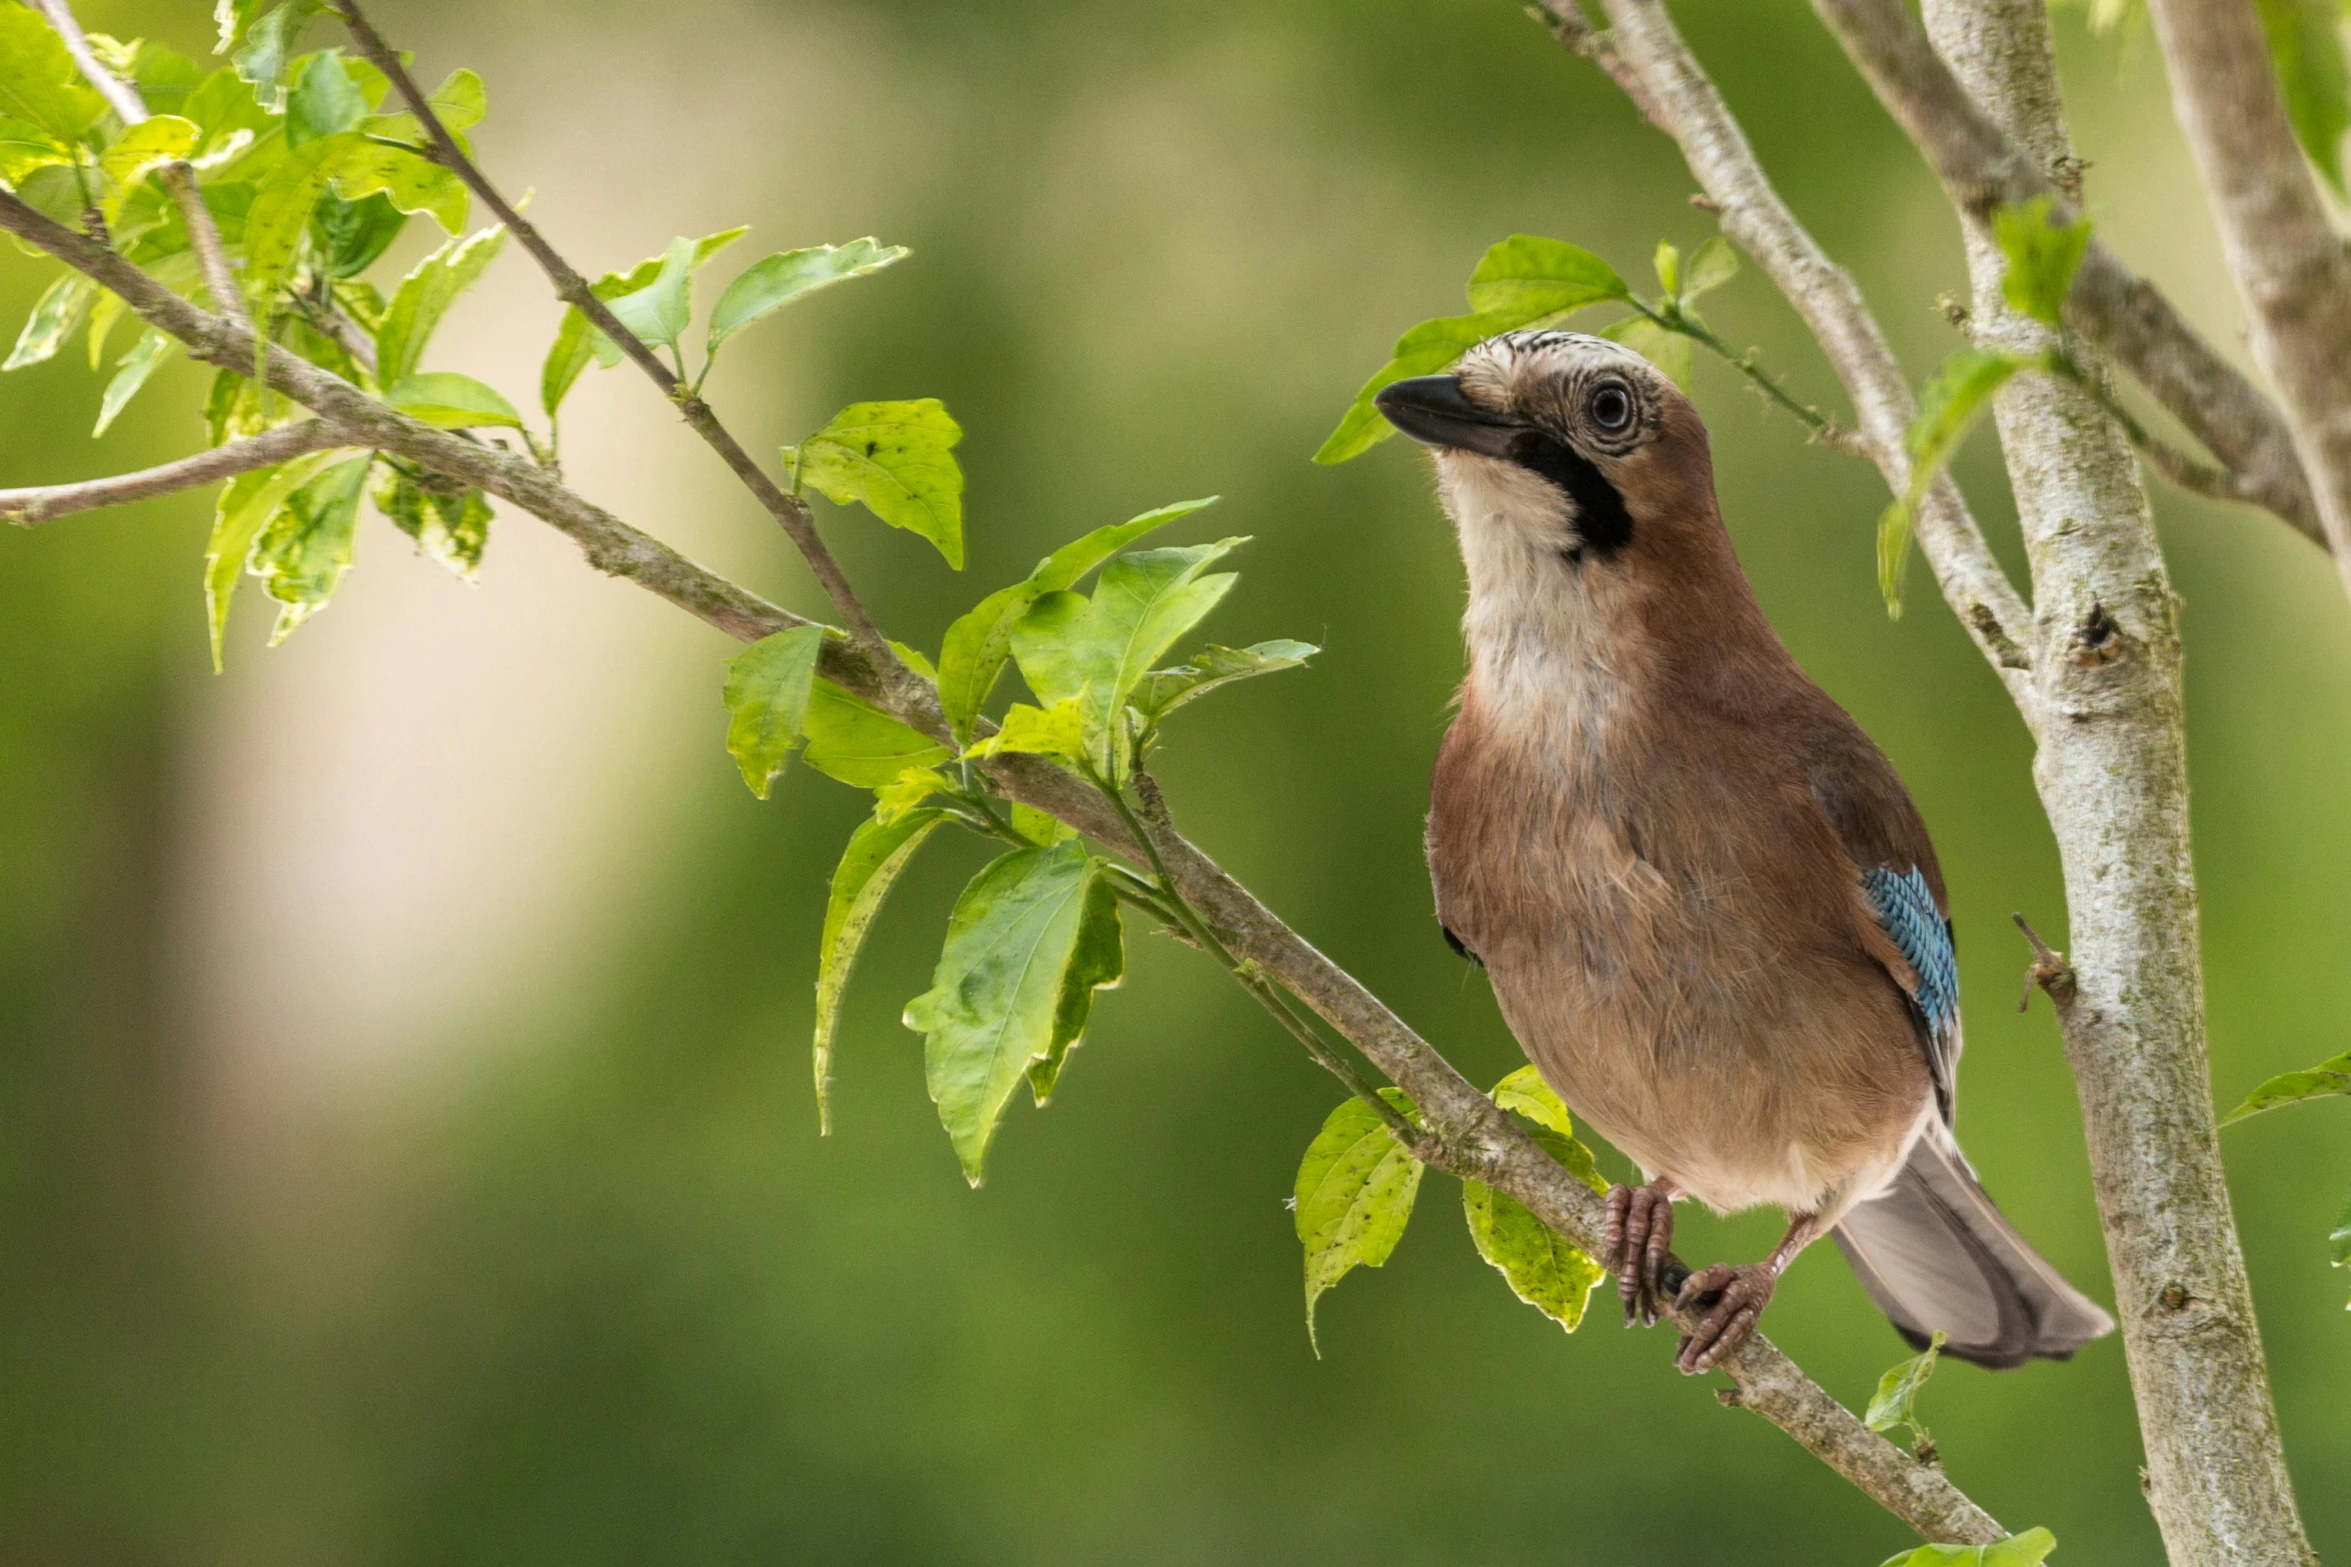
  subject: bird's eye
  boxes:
[1588,381,1634,433]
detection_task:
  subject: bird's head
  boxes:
[1374,329,1722,583]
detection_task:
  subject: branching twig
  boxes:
[0,422,349,524]
[1808,0,2328,556]
[0,175,2003,1546]
[333,0,912,699]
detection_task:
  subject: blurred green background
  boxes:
[4,1,2348,1562]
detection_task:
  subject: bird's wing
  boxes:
[1800,732,1961,1126]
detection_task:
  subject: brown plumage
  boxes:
[1379,330,2111,1372]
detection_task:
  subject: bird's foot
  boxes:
[1601,1182,1675,1327]
[1671,1262,1776,1375]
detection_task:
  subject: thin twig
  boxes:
[333,0,911,695]
[0,172,2004,1552]
[0,423,350,524]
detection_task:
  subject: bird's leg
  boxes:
[1601,1177,1682,1327]
[1670,1210,1822,1376]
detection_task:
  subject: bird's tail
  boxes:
[1830,1134,2114,1370]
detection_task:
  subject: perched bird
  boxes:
[1375,330,2113,1373]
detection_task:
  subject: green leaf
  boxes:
[286,49,367,147]
[873,766,951,824]
[965,698,1087,764]
[241,131,353,295]
[1315,310,1518,465]
[1463,1157,1608,1333]
[1601,313,1693,391]
[377,224,509,386]
[1130,639,1316,726]
[86,288,127,369]
[250,451,372,642]
[1011,803,1074,846]
[1865,1331,1946,1440]
[1681,235,1740,301]
[229,1,322,103]
[935,497,1216,743]
[311,191,408,279]
[357,68,487,146]
[801,680,952,787]
[328,138,467,233]
[373,468,491,578]
[2257,0,2351,191]
[208,452,349,668]
[1010,538,1243,781]
[1878,1528,2057,1567]
[1489,1066,1608,1193]
[540,230,747,416]
[2219,1050,2351,1124]
[384,371,524,429]
[707,237,910,355]
[1992,198,2093,327]
[93,328,174,437]
[0,117,73,184]
[721,625,826,798]
[903,843,1124,1183]
[1878,347,2037,616]
[0,8,106,141]
[5,273,96,372]
[604,234,697,355]
[1295,1089,1424,1352]
[788,399,965,567]
[813,806,949,1134]
[1463,235,1631,319]
[1653,239,1682,297]
[99,115,200,188]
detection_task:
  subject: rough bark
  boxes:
[1913,4,2313,1563]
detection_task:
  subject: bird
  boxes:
[1374,329,2114,1374]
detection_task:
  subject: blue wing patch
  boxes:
[1863,867,1960,1121]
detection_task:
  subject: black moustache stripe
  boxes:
[1507,429,1633,560]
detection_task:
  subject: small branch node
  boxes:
[2010,912,2076,1010]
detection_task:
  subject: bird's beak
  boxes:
[1374,375,1527,458]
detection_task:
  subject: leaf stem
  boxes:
[1638,299,1856,448]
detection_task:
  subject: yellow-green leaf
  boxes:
[722,625,826,798]
[813,805,947,1134]
[1878,1528,2057,1567]
[788,399,965,568]
[1296,1089,1423,1353]
[2220,1049,2351,1124]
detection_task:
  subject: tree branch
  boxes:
[1532,0,2041,712]
[0,423,347,524]
[0,178,2004,1546]
[332,0,915,701]
[1901,2,2314,1562]
[1808,0,2329,554]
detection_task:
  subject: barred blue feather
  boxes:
[1863,865,1959,1121]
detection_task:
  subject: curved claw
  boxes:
[1671,1262,1777,1375]
[1601,1182,1676,1327]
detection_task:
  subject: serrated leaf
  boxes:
[328,138,466,234]
[1316,310,1520,465]
[1010,538,1244,781]
[1878,1529,2057,1567]
[722,624,826,798]
[208,451,351,668]
[251,451,373,642]
[936,497,1215,743]
[965,697,1087,764]
[789,399,965,567]
[1681,235,1739,301]
[1464,234,1630,319]
[1130,639,1316,726]
[1601,313,1693,390]
[286,49,366,147]
[2257,0,2351,192]
[1865,1331,1946,1439]
[604,234,696,355]
[707,238,909,355]
[813,806,949,1134]
[1463,1160,1607,1333]
[384,371,523,429]
[93,328,174,437]
[0,9,106,142]
[99,115,200,189]
[377,224,508,386]
[373,468,491,577]
[2220,1050,2351,1123]
[1993,198,2093,327]
[1296,1089,1423,1352]
[903,842,1123,1183]
[1878,346,2038,616]
[545,228,748,415]
[5,273,96,372]
[357,68,486,146]
[802,680,952,787]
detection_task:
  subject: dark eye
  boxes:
[1589,381,1634,433]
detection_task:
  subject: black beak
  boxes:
[1373,375,1526,458]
